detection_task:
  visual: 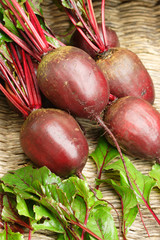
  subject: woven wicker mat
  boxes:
[0,0,160,239]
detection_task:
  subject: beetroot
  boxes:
[96,48,155,104]
[103,96,160,160]
[70,24,120,58]
[37,46,110,119]
[20,108,88,177]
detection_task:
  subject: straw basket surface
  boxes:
[0,0,160,239]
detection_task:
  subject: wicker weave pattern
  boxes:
[0,0,160,239]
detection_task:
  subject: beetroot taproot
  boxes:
[96,48,155,104]
[20,108,88,177]
[104,96,160,160]
[37,46,110,119]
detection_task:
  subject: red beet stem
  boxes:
[133,179,160,225]
[5,0,44,55]
[82,0,91,22]
[69,13,100,52]
[70,219,103,240]
[19,30,43,58]
[137,204,150,237]
[0,42,42,117]
[6,0,48,53]
[0,84,30,117]
[28,229,32,240]
[0,58,29,106]
[95,115,132,185]
[0,24,41,61]
[25,1,49,49]
[64,0,106,52]
[65,10,99,53]
[1,0,66,59]
[43,29,65,47]
[8,44,28,96]
[86,0,105,50]
[22,50,35,109]
[101,0,108,48]
[81,204,89,239]
[68,0,103,50]
[26,55,42,108]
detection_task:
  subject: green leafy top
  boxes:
[0,165,119,240]
[149,164,160,189]
[90,137,159,238]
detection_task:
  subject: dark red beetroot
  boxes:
[103,96,160,160]
[96,48,155,104]
[20,109,88,177]
[37,46,110,119]
[70,24,120,59]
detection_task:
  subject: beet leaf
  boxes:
[0,226,24,240]
[149,164,160,189]
[90,137,159,238]
[3,12,20,37]
[0,45,12,64]
[0,166,119,240]
[90,136,119,189]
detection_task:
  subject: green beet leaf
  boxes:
[92,138,157,238]
[57,232,78,240]
[90,137,119,187]
[0,31,12,44]
[71,194,86,223]
[149,164,160,189]
[57,234,66,240]
[2,195,18,223]
[104,157,156,236]
[1,166,61,196]
[59,178,76,203]
[0,45,13,62]
[32,205,64,233]
[104,178,138,235]
[0,227,24,240]
[86,205,118,240]
[1,165,119,240]
[27,0,43,15]
[16,195,34,219]
[61,0,72,9]
[90,137,119,170]
[3,12,20,37]
[58,0,88,20]
[104,156,156,205]
[1,194,32,232]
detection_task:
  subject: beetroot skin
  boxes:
[20,108,89,177]
[96,48,155,104]
[70,24,120,59]
[104,96,160,160]
[37,46,109,119]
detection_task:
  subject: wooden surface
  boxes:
[0,0,160,239]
